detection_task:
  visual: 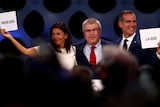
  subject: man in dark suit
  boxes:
[114,9,160,67]
[75,18,112,78]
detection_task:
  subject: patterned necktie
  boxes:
[123,39,128,50]
[90,46,96,69]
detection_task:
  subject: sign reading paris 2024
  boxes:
[140,28,160,49]
[0,11,18,31]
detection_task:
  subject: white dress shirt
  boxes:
[83,39,102,64]
[120,33,136,50]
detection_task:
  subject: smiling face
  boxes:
[83,23,101,46]
[51,28,67,48]
[118,13,137,38]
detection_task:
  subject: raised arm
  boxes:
[0,29,38,57]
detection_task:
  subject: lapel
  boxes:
[129,34,141,52]
[114,38,121,45]
[78,41,90,64]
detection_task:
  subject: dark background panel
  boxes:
[0,0,159,57]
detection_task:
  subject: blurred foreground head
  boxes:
[97,45,140,93]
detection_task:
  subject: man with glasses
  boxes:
[75,17,113,78]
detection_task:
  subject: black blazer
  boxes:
[75,39,113,78]
[114,34,160,67]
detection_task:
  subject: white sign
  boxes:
[139,28,160,49]
[0,11,18,31]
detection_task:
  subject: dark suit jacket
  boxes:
[114,34,160,67]
[75,39,113,78]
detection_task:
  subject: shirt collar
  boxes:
[122,33,136,42]
[87,39,101,48]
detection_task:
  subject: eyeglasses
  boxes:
[84,28,100,33]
